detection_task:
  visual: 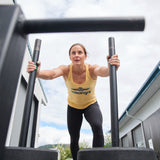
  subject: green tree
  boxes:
[64,147,72,159]
[54,141,90,160]
[55,144,72,160]
[104,133,111,147]
[79,140,90,149]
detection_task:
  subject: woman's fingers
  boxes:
[108,55,119,64]
[27,61,36,73]
[107,54,120,70]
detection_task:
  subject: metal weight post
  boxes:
[19,39,41,147]
[108,37,119,147]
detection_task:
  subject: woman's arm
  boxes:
[93,65,110,77]
[27,61,68,80]
[37,66,64,80]
[93,54,120,77]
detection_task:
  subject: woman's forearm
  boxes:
[37,70,55,80]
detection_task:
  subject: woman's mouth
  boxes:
[74,59,80,62]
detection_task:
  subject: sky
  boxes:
[16,0,160,147]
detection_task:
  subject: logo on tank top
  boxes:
[71,87,91,95]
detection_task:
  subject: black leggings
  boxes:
[67,102,104,160]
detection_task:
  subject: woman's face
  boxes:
[69,45,87,65]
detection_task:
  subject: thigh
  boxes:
[67,105,83,136]
[84,102,103,127]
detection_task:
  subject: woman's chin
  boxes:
[73,61,81,65]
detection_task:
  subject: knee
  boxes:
[92,123,103,135]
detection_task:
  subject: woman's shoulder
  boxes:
[88,64,99,80]
[58,65,70,79]
[88,64,99,71]
[59,65,70,73]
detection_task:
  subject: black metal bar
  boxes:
[31,99,39,147]
[0,5,27,160]
[108,37,119,147]
[22,17,145,34]
[19,39,41,147]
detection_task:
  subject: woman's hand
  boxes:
[107,54,120,71]
[27,61,41,75]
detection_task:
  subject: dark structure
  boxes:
[78,148,157,160]
[19,39,41,147]
[108,37,119,147]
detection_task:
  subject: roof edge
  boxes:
[119,61,160,122]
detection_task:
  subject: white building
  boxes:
[119,61,160,154]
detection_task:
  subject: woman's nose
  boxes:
[75,52,79,56]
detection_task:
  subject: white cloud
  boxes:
[65,1,105,18]
[17,0,46,19]
[38,126,70,146]
[37,126,94,147]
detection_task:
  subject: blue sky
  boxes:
[16,0,160,147]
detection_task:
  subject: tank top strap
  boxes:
[85,63,91,80]
[67,64,72,80]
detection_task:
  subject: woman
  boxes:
[27,43,120,160]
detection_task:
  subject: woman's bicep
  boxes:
[94,65,109,77]
[50,65,65,79]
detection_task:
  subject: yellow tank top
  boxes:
[65,63,97,109]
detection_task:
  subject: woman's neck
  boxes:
[72,63,86,74]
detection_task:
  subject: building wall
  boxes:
[9,78,27,146]
[8,77,39,147]
[120,88,160,154]
[120,88,160,138]
[143,108,160,152]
